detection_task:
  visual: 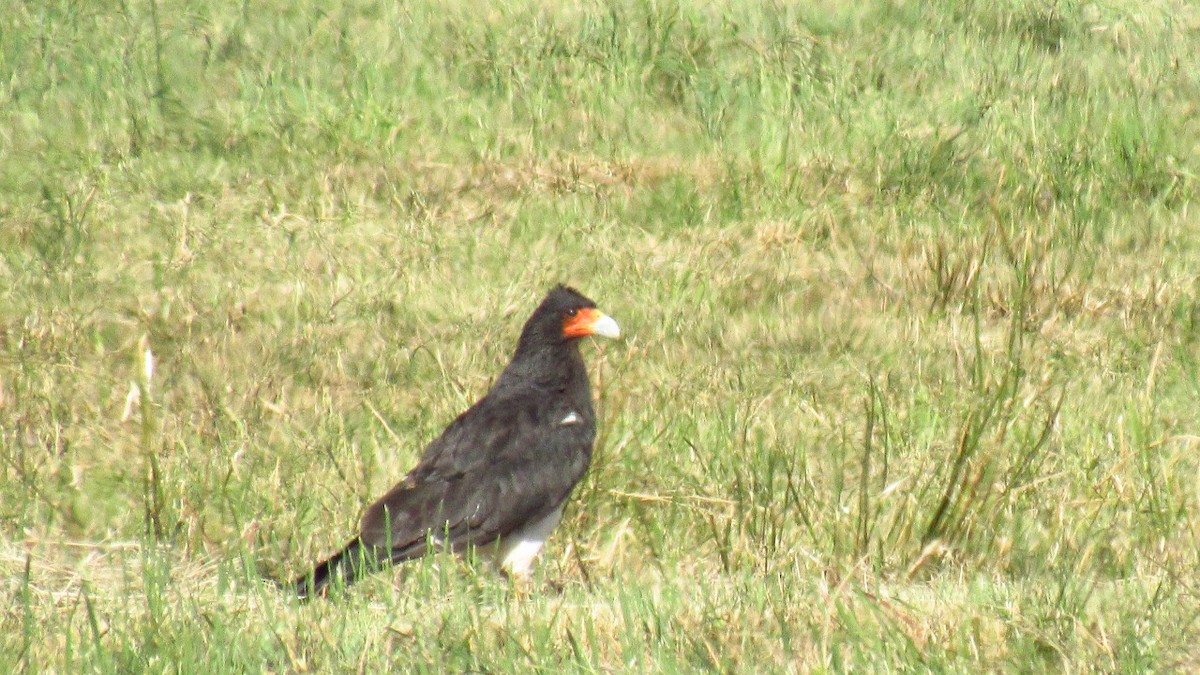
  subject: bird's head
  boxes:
[519,285,620,350]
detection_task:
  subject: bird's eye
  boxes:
[566,308,578,317]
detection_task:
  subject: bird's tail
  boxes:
[292,538,381,600]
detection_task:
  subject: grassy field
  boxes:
[3,0,1200,670]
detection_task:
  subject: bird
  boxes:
[291,285,620,599]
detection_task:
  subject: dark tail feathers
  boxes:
[292,538,383,600]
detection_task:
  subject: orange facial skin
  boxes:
[562,308,604,339]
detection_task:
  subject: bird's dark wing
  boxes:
[358,385,594,560]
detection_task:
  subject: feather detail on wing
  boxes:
[358,385,593,560]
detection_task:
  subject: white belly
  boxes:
[496,505,564,578]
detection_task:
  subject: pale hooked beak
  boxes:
[589,312,621,339]
[563,308,621,339]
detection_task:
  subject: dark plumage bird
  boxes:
[292,285,619,599]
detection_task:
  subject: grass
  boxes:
[3,0,1200,670]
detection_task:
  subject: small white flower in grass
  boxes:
[140,334,155,393]
[121,335,155,422]
[121,382,140,422]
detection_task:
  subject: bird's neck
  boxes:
[496,342,590,397]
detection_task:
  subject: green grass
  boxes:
[3,0,1200,670]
